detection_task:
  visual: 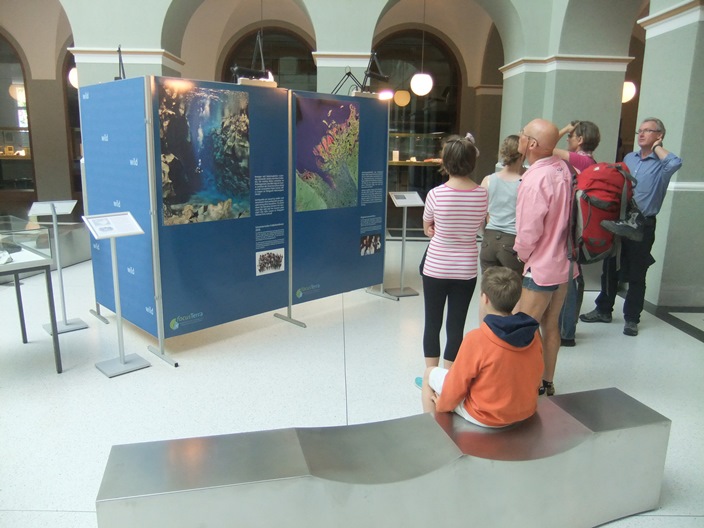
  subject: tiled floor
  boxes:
[1,240,702,527]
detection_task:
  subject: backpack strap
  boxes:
[563,160,579,284]
[611,163,632,271]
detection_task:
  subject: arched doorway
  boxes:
[0,34,33,203]
[372,29,461,237]
[372,29,460,136]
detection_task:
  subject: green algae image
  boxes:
[295,99,360,212]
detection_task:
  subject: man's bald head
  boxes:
[520,119,559,163]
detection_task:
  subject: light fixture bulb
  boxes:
[622,81,636,103]
[8,83,25,102]
[393,90,411,107]
[410,73,433,96]
[68,67,79,88]
[378,89,394,101]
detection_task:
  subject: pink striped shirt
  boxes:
[422,184,488,280]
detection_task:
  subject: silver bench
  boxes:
[96,387,670,528]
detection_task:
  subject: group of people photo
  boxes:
[417,117,682,429]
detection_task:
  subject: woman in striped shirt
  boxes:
[421,134,488,367]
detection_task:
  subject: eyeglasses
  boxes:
[637,128,659,135]
[519,129,540,147]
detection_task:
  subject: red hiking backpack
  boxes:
[568,162,635,264]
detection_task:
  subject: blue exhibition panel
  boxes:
[80,78,389,341]
[80,78,158,336]
[291,91,388,303]
[151,78,290,337]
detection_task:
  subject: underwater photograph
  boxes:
[157,79,251,225]
[295,98,360,212]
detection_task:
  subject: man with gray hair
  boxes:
[581,117,682,336]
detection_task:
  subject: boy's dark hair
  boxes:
[440,135,478,177]
[481,267,522,314]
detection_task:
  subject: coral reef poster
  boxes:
[295,98,360,211]
[157,78,251,225]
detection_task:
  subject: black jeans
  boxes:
[422,275,477,362]
[595,218,656,323]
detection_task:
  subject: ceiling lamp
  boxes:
[622,81,637,103]
[410,74,433,97]
[68,67,79,89]
[393,90,411,107]
[410,0,433,96]
[8,83,25,104]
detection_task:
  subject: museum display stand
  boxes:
[384,191,423,297]
[28,199,89,335]
[84,212,151,377]
[79,77,389,364]
[0,215,62,373]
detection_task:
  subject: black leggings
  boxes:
[422,275,477,362]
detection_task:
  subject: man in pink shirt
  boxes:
[513,119,576,396]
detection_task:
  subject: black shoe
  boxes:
[538,380,555,396]
[601,217,644,241]
[561,338,576,347]
[623,321,639,336]
[579,309,612,323]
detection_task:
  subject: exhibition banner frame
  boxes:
[80,77,389,354]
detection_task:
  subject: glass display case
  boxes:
[387,132,446,237]
[0,127,34,190]
[0,215,52,272]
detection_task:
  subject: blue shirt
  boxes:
[624,149,682,217]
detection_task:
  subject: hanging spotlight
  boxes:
[410,0,433,96]
[378,89,394,101]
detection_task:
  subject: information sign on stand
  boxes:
[28,200,90,335]
[83,212,151,377]
[385,192,424,297]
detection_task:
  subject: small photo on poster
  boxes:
[295,98,360,212]
[256,247,285,276]
[360,234,382,256]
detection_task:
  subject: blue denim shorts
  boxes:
[522,275,559,292]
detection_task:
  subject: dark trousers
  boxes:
[422,275,477,362]
[560,270,584,340]
[595,218,656,323]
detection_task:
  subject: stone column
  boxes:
[499,55,632,163]
[303,0,388,94]
[59,0,199,86]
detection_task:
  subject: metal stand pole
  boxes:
[384,206,418,297]
[43,203,88,335]
[90,303,110,324]
[95,238,150,377]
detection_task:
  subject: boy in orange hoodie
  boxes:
[421,266,543,427]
